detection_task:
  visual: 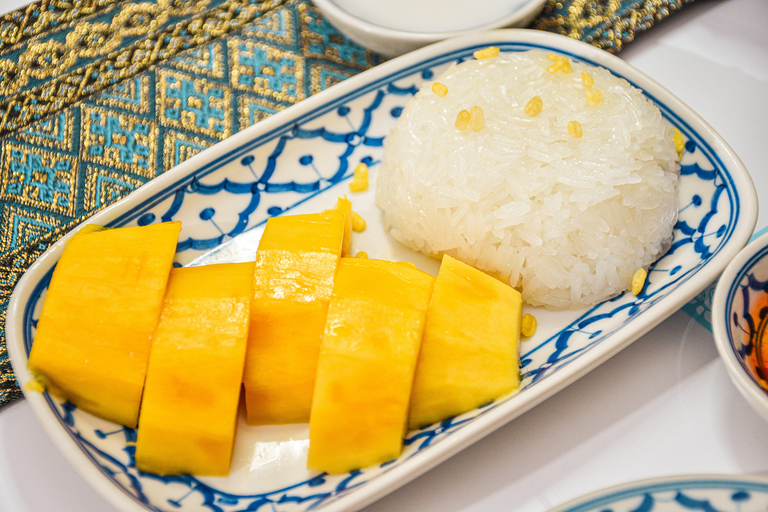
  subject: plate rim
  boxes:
[6,28,759,512]
[548,473,768,512]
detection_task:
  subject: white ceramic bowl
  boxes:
[311,0,547,57]
[713,231,768,423]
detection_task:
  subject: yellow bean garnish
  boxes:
[473,46,500,60]
[455,109,470,130]
[585,88,604,107]
[521,314,537,337]
[432,82,448,97]
[567,120,583,138]
[546,53,573,74]
[470,105,484,132]
[349,162,369,192]
[350,210,366,232]
[672,127,685,158]
[25,378,45,393]
[524,96,543,117]
[631,268,647,295]
[581,71,594,88]
[355,251,368,259]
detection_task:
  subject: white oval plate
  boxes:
[550,475,768,512]
[6,29,758,512]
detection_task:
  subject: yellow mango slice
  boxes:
[243,212,346,425]
[307,258,434,474]
[325,197,353,256]
[135,262,253,476]
[28,222,181,428]
[408,255,522,430]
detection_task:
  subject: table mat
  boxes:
[0,0,697,407]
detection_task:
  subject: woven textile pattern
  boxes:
[532,0,696,53]
[0,0,695,406]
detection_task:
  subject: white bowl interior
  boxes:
[311,0,547,57]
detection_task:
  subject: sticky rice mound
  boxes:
[375,49,680,309]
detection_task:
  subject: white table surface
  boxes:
[1,0,767,510]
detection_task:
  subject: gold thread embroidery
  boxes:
[162,130,210,170]
[229,38,306,104]
[241,7,296,47]
[236,95,285,131]
[16,110,75,152]
[83,165,145,212]
[308,64,355,96]
[0,142,78,217]
[168,41,227,80]
[0,204,60,253]
[0,0,116,53]
[298,3,375,70]
[533,0,696,53]
[0,0,286,136]
[95,74,152,115]
[81,105,158,176]
[157,68,233,141]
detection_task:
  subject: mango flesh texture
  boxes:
[307,258,434,474]
[243,212,346,425]
[28,222,181,428]
[327,196,353,256]
[135,262,253,476]
[408,254,522,430]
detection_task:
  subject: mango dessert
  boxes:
[135,262,253,476]
[28,221,181,428]
[243,211,347,425]
[408,255,522,430]
[307,258,434,474]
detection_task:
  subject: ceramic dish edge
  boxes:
[712,232,768,423]
[548,474,768,512]
[310,0,548,56]
[6,29,758,512]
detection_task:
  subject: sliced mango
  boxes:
[135,262,253,476]
[307,258,434,474]
[28,222,181,428]
[408,254,522,430]
[325,197,353,256]
[243,212,346,425]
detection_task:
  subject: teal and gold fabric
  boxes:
[0,0,695,406]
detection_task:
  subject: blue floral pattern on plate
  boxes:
[6,32,757,512]
[550,475,768,512]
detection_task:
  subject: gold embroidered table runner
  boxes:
[0,0,695,406]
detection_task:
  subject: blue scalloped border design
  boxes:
[556,477,768,512]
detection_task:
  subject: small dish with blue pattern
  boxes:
[713,231,768,423]
[549,475,768,512]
